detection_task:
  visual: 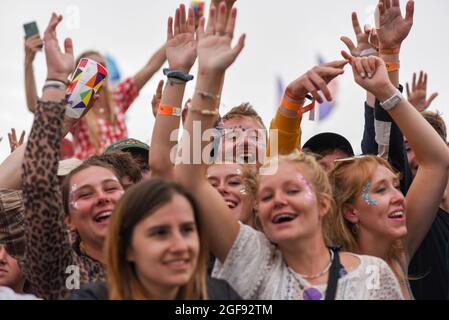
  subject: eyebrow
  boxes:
[74,178,121,191]
[146,221,196,232]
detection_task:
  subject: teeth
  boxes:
[273,214,296,224]
[95,211,111,221]
[225,200,237,209]
[389,211,404,218]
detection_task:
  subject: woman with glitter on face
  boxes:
[20,13,128,300]
[329,0,449,297]
[174,3,404,300]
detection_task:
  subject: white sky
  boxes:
[0,0,448,162]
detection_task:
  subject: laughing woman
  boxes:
[330,53,449,299]
[69,179,241,300]
[175,3,404,300]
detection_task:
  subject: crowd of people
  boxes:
[1,0,449,301]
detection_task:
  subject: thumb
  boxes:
[341,50,353,62]
[230,33,245,61]
[426,92,439,107]
[64,38,74,57]
[405,0,415,24]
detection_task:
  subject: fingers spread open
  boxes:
[351,12,362,35]
[225,7,238,38]
[216,2,227,35]
[427,93,439,107]
[340,36,356,53]
[187,7,196,33]
[405,0,415,24]
[167,17,174,41]
[179,4,187,33]
[206,5,217,35]
[174,8,180,36]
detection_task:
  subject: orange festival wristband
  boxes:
[158,104,182,117]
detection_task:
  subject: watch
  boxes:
[380,89,403,111]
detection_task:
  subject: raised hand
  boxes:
[286,60,348,104]
[341,12,378,57]
[8,129,25,153]
[166,4,198,73]
[43,13,75,82]
[151,79,164,117]
[406,71,439,112]
[342,51,394,99]
[24,34,43,63]
[197,3,245,74]
[376,0,414,49]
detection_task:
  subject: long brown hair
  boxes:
[75,51,117,154]
[105,178,209,300]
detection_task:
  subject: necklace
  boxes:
[296,249,333,280]
[287,249,334,300]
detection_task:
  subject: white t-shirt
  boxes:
[0,286,41,300]
[212,224,404,300]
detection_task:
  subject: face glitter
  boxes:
[296,174,314,203]
[362,182,378,206]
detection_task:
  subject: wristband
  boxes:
[380,89,403,111]
[158,104,182,117]
[360,48,379,57]
[163,68,194,82]
[380,48,400,55]
[43,80,67,91]
[385,61,400,73]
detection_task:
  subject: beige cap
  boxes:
[57,158,83,176]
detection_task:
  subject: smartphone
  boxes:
[23,21,40,39]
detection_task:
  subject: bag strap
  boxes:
[325,247,345,300]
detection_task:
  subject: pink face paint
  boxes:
[296,173,314,203]
[69,184,79,211]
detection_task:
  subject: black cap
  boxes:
[302,132,354,157]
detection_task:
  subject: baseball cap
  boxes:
[104,138,150,157]
[302,132,355,157]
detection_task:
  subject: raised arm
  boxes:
[269,61,346,156]
[22,13,78,299]
[176,3,245,262]
[406,71,438,112]
[150,4,198,180]
[344,53,449,263]
[24,35,43,113]
[372,0,414,192]
[341,12,379,155]
[132,44,167,91]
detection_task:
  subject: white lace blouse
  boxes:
[212,224,404,300]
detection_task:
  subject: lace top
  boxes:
[212,224,404,300]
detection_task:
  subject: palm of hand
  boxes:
[167,33,197,70]
[354,33,372,55]
[408,90,427,111]
[378,8,412,48]
[198,35,234,72]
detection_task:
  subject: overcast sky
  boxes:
[0,0,448,161]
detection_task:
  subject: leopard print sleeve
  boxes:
[21,100,76,299]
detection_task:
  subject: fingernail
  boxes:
[368,73,372,78]
[361,72,366,78]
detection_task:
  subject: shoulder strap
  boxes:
[325,247,344,300]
